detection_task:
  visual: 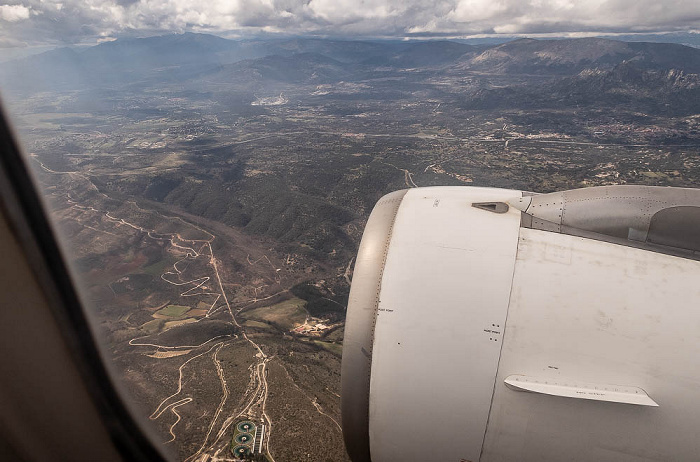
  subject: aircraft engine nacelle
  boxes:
[341,186,700,462]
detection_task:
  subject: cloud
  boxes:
[0,0,699,46]
[450,0,511,23]
[0,4,31,22]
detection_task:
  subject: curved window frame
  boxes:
[0,102,169,462]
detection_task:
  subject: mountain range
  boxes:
[2,33,700,92]
[1,33,700,123]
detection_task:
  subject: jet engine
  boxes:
[341,185,700,461]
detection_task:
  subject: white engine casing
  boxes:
[341,186,700,462]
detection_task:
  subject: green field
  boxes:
[244,320,274,330]
[164,318,197,329]
[242,298,307,331]
[314,340,343,356]
[140,319,164,333]
[156,305,190,317]
[143,258,173,276]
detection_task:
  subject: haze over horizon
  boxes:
[0,0,699,50]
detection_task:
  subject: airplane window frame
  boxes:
[0,102,168,462]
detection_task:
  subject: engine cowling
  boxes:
[341,186,700,462]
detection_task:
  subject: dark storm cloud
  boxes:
[0,0,699,46]
[115,0,139,7]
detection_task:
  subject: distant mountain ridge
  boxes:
[466,60,700,116]
[456,37,700,75]
[2,32,700,102]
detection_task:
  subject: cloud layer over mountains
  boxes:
[1,0,699,47]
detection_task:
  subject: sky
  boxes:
[0,0,699,48]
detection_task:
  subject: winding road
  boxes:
[34,160,278,461]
